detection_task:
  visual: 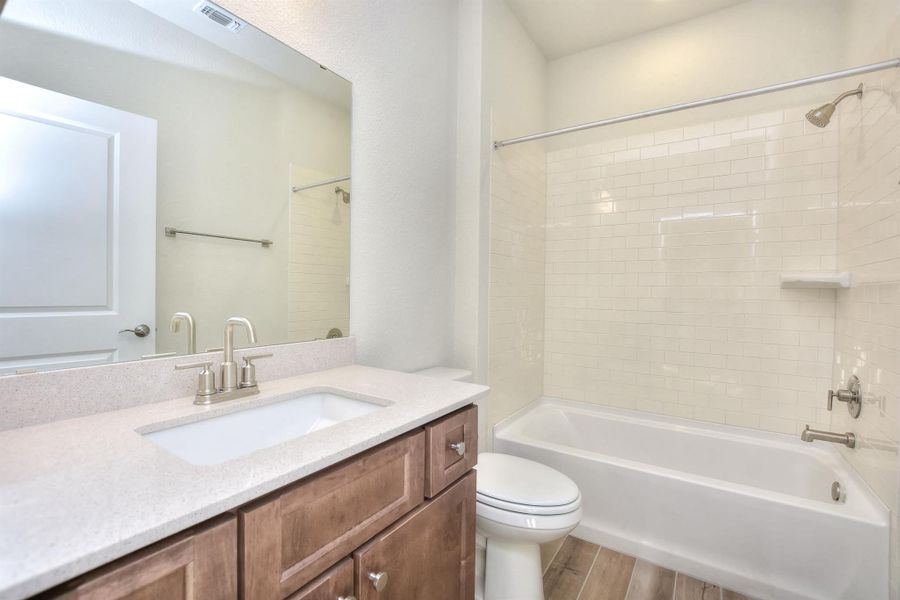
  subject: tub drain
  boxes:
[831,481,843,502]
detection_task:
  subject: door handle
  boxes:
[119,324,151,338]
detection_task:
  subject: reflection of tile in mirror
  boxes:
[289,165,351,344]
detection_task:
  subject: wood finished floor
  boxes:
[543,537,755,600]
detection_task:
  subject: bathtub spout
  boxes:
[801,425,856,448]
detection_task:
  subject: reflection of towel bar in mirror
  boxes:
[291,175,350,193]
[164,227,273,248]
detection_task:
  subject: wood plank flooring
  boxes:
[543,537,755,600]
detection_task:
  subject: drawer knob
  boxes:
[338,596,358,600]
[367,571,389,591]
[449,441,466,456]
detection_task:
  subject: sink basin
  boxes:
[142,392,383,466]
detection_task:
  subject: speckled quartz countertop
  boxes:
[0,365,489,600]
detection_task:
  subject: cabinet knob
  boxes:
[367,571,388,591]
[337,596,357,600]
[449,441,466,456]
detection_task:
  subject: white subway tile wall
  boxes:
[489,142,547,430]
[831,60,900,592]
[288,171,350,343]
[543,105,841,434]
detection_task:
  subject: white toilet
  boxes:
[476,453,582,600]
[412,367,582,600]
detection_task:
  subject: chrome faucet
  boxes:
[801,425,856,448]
[828,375,862,418]
[221,316,257,392]
[170,312,196,355]
[174,316,271,405]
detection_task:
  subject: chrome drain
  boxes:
[831,481,843,502]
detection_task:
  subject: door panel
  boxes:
[0,76,156,373]
[43,516,236,600]
[286,559,354,600]
[353,471,476,600]
[240,431,425,598]
[425,405,478,497]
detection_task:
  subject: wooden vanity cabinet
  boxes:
[40,515,236,600]
[353,471,476,600]
[35,404,479,600]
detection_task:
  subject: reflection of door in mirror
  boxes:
[288,166,350,342]
[0,77,156,374]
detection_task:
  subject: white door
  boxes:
[0,77,156,374]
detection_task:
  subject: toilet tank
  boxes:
[412,367,473,383]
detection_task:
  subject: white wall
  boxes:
[453,0,487,385]
[832,1,900,596]
[218,0,460,371]
[545,0,848,149]
[482,0,548,434]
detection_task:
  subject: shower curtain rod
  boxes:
[291,175,350,193]
[493,58,900,149]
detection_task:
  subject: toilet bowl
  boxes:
[476,452,582,600]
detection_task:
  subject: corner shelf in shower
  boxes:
[780,272,851,289]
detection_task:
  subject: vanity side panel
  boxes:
[239,430,425,598]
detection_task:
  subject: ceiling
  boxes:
[506,0,751,60]
[2,0,350,108]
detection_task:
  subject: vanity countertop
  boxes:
[0,364,488,600]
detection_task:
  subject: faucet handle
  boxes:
[239,353,272,389]
[174,360,212,370]
[242,353,273,365]
[174,361,217,398]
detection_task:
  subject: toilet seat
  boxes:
[477,491,581,515]
[476,498,583,533]
[475,453,582,518]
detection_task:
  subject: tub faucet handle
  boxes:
[827,375,862,418]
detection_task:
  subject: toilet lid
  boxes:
[475,453,580,510]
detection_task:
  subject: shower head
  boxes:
[806,83,863,127]
[335,186,350,204]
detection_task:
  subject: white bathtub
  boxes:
[493,397,889,600]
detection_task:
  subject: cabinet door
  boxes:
[241,431,425,598]
[353,471,476,600]
[286,558,354,600]
[45,516,236,599]
[425,405,478,497]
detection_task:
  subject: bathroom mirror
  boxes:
[0,0,351,374]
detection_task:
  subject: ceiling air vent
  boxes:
[192,1,245,32]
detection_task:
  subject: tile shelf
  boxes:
[780,272,851,289]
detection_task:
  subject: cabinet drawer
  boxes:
[42,515,236,600]
[240,430,425,598]
[353,471,476,600]
[285,558,353,600]
[425,405,478,497]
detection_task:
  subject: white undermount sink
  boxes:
[142,391,383,466]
